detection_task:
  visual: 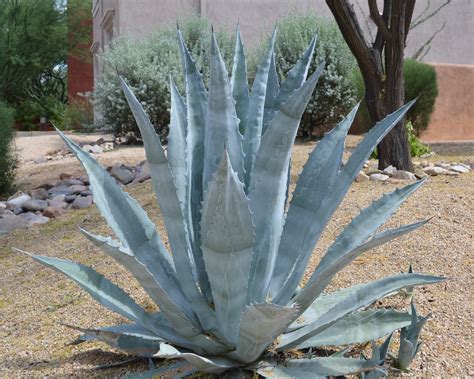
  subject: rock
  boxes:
[48,185,74,196]
[68,184,87,194]
[13,206,24,215]
[355,171,369,182]
[392,170,417,181]
[19,212,49,225]
[47,200,68,209]
[450,165,469,173]
[369,173,389,182]
[0,213,30,235]
[43,206,66,218]
[52,194,66,202]
[412,161,421,167]
[71,195,93,209]
[65,195,77,203]
[34,156,46,164]
[59,173,72,180]
[80,190,92,196]
[80,176,90,185]
[22,199,48,212]
[7,193,31,208]
[82,144,94,153]
[29,188,49,200]
[445,171,459,176]
[415,170,428,179]
[111,166,135,184]
[59,178,84,186]
[135,163,151,183]
[438,163,451,169]
[366,169,383,175]
[383,165,398,176]
[458,163,471,170]
[423,166,448,176]
[0,202,6,215]
[101,142,114,151]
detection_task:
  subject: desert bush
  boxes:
[353,59,438,135]
[94,17,235,141]
[263,12,357,138]
[0,102,17,196]
[62,98,94,132]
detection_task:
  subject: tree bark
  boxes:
[326,0,414,171]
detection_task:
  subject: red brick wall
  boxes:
[67,55,93,101]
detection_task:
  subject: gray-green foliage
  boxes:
[93,17,235,140]
[23,28,443,377]
[267,12,357,138]
[0,101,16,196]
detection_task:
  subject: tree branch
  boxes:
[404,0,416,43]
[369,0,391,41]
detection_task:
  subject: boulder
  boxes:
[0,213,30,235]
[43,206,66,218]
[80,190,92,196]
[111,166,135,184]
[13,206,24,215]
[48,185,74,196]
[65,195,77,203]
[47,200,68,209]
[68,184,87,194]
[392,170,417,181]
[19,212,49,225]
[7,192,31,208]
[423,166,447,176]
[355,171,369,182]
[383,165,398,176]
[59,178,84,186]
[29,188,49,200]
[369,173,389,182]
[59,172,72,180]
[22,199,48,212]
[52,194,66,202]
[450,165,470,173]
[71,195,93,209]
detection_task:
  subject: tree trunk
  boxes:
[377,1,413,171]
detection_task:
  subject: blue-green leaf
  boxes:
[277,273,444,350]
[201,152,254,345]
[120,78,216,332]
[257,357,375,378]
[203,32,244,191]
[270,103,359,301]
[230,24,249,135]
[291,309,411,349]
[242,28,276,187]
[230,303,298,364]
[247,64,324,303]
[155,343,235,373]
[273,101,416,305]
[168,77,188,205]
[177,29,211,303]
[262,51,279,132]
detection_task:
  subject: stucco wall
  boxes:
[420,64,474,142]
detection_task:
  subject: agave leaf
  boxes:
[154,343,235,373]
[120,79,216,332]
[294,181,427,311]
[261,51,279,132]
[273,101,416,305]
[247,63,325,303]
[287,284,365,332]
[291,309,411,349]
[168,77,188,205]
[277,273,444,350]
[231,303,298,364]
[243,28,276,187]
[230,24,249,135]
[273,36,317,111]
[201,152,254,345]
[270,103,359,300]
[80,230,201,336]
[177,29,212,303]
[66,324,161,357]
[23,253,164,334]
[257,357,375,378]
[203,32,244,191]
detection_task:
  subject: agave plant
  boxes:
[21,27,444,377]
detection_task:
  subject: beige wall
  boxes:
[420,64,474,142]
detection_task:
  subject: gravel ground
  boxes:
[0,139,472,377]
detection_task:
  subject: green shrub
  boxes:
[403,59,438,136]
[94,17,236,140]
[62,98,94,132]
[0,102,17,196]
[353,59,438,135]
[266,12,357,138]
